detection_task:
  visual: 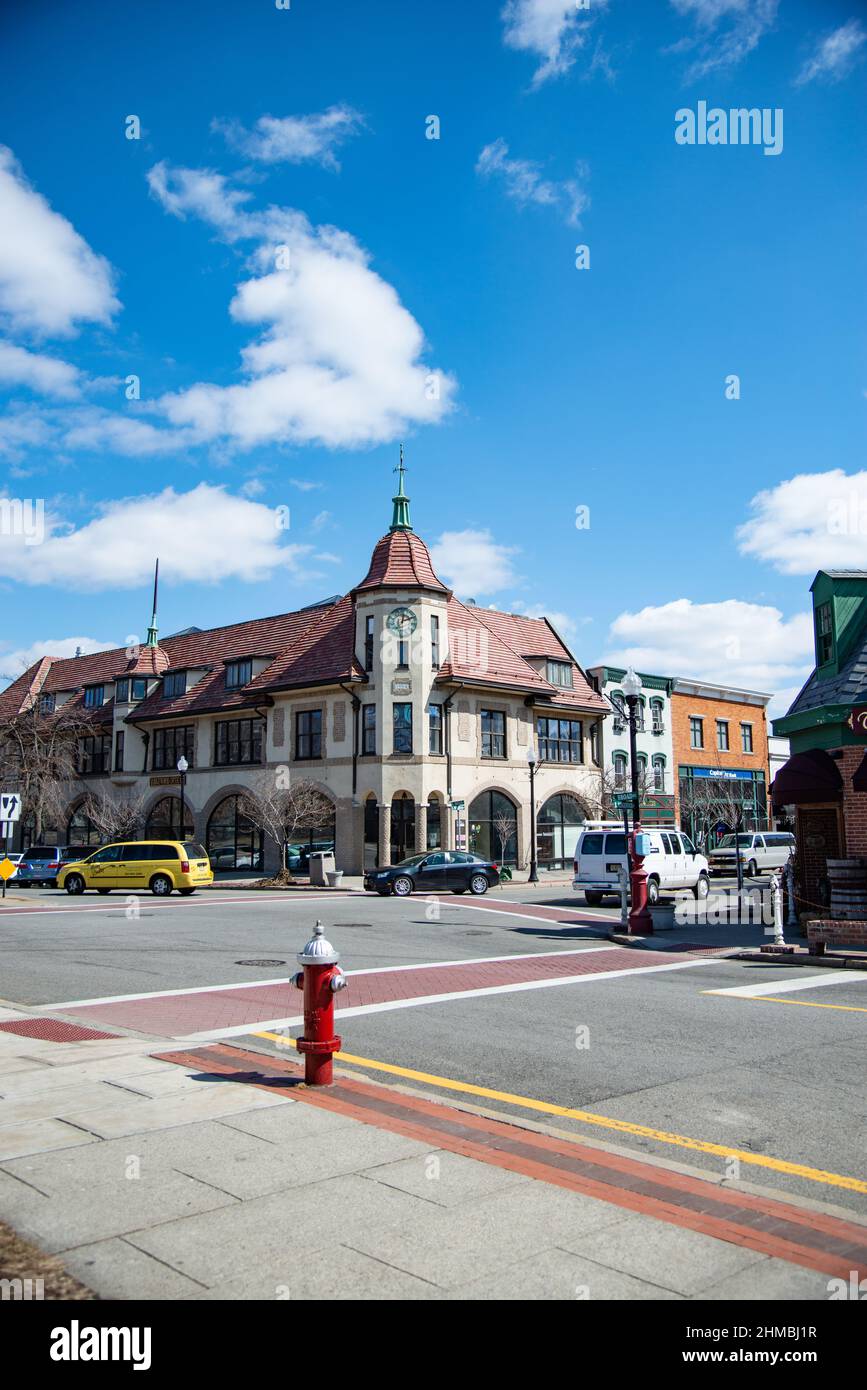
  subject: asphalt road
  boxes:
[1,880,864,1218]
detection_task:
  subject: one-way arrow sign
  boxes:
[0,793,22,822]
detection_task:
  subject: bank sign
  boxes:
[691,767,754,782]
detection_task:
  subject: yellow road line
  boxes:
[706,994,867,1015]
[251,1030,867,1194]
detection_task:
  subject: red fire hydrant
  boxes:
[292,921,347,1086]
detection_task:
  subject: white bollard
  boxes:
[618,865,629,928]
[785,855,798,927]
[770,871,786,947]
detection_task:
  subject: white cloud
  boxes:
[310,510,332,532]
[289,477,323,491]
[0,483,318,591]
[668,0,779,82]
[476,140,589,226]
[737,469,867,575]
[508,600,581,637]
[0,636,116,684]
[147,162,456,450]
[0,146,120,338]
[794,20,866,87]
[213,105,364,170]
[0,341,82,399]
[604,598,813,711]
[430,529,520,597]
[501,0,607,87]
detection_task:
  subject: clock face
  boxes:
[387,606,417,636]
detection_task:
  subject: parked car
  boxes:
[364,850,499,897]
[573,823,710,905]
[708,831,795,878]
[286,840,335,873]
[16,845,96,887]
[58,841,213,896]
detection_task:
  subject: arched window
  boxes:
[611,693,625,735]
[67,806,102,848]
[206,796,263,873]
[468,790,517,864]
[613,752,628,787]
[538,794,586,869]
[652,755,666,792]
[145,796,193,841]
[650,698,665,734]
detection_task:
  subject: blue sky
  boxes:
[0,0,864,713]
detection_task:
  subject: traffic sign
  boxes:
[0,793,21,822]
[0,857,16,881]
[450,800,465,810]
[613,791,637,807]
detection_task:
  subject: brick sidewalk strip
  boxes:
[55,945,728,1039]
[158,1042,867,1282]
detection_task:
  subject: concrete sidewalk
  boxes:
[0,1011,842,1301]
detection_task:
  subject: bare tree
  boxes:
[678,765,754,852]
[239,771,334,878]
[0,700,95,844]
[492,811,516,865]
[79,786,150,844]
[585,761,656,822]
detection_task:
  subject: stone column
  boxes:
[377,801,391,867]
[444,802,454,851]
[414,802,428,854]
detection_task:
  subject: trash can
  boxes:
[326,870,344,888]
[307,851,336,886]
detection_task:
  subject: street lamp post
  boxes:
[622,667,653,935]
[177,755,189,839]
[527,745,543,883]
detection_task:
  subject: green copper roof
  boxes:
[390,451,412,532]
[145,558,160,647]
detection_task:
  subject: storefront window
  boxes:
[537,794,585,869]
[146,796,193,841]
[206,795,263,873]
[469,790,517,865]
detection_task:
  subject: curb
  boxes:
[734,949,867,971]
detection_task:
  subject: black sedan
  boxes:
[364,851,500,897]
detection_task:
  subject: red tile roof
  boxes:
[0,531,604,723]
[354,530,450,594]
[438,601,607,712]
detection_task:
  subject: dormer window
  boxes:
[84,684,104,708]
[39,692,55,715]
[546,660,573,688]
[115,677,148,703]
[815,602,834,666]
[225,659,252,690]
[164,671,187,699]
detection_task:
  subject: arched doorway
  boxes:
[146,796,193,842]
[426,794,442,850]
[206,795,263,873]
[469,790,518,865]
[390,794,415,863]
[364,795,379,871]
[538,793,586,869]
[67,806,102,848]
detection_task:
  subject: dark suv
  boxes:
[364,851,500,897]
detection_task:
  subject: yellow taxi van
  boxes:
[58,840,214,897]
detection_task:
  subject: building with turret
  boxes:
[0,465,609,875]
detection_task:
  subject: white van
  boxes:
[572,822,710,906]
[708,831,795,877]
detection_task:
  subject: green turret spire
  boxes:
[146,558,160,647]
[390,445,413,532]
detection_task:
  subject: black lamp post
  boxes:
[177,755,189,839]
[527,744,544,883]
[621,667,653,935]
